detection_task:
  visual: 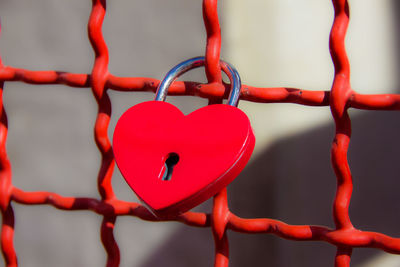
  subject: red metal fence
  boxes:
[1,0,400,266]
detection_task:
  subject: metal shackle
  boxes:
[155,57,242,107]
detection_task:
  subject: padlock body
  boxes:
[113,101,255,216]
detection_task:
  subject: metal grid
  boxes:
[0,0,400,266]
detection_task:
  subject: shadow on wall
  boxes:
[140,109,400,267]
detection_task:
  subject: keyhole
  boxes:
[161,153,180,181]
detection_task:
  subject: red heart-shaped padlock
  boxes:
[113,57,255,216]
[113,101,255,216]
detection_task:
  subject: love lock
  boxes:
[113,57,255,216]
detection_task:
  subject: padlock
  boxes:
[113,57,255,216]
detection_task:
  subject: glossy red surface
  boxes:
[113,101,254,215]
[1,0,400,266]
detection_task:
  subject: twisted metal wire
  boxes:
[0,0,400,266]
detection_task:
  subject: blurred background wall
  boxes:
[0,0,399,266]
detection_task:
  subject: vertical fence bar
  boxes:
[203,0,225,105]
[329,0,354,266]
[203,0,222,84]
[202,1,231,265]
[0,19,16,266]
[335,247,353,267]
[329,0,353,231]
[88,0,119,266]
[212,188,229,267]
[0,79,16,267]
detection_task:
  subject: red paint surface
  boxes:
[113,101,255,215]
[0,0,400,266]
